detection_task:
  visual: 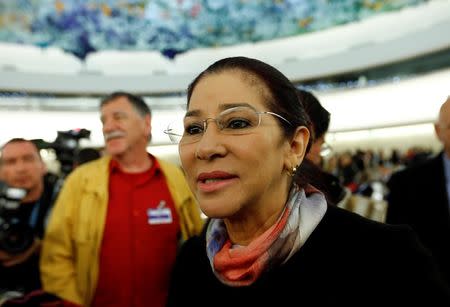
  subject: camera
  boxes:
[0,181,33,255]
[34,128,91,177]
[51,129,91,176]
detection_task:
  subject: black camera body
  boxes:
[0,181,34,255]
[33,128,91,177]
[52,129,91,176]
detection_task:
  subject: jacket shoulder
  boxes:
[387,155,440,187]
[157,158,188,188]
[321,206,414,243]
[157,158,183,174]
[64,156,109,182]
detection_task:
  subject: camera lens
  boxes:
[0,220,34,254]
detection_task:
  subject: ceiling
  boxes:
[0,0,427,60]
[1,0,449,95]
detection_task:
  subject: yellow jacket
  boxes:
[40,156,203,306]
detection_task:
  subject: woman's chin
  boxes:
[200,209,222,219]
[200,205,236,219]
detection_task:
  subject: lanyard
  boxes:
[28,200,41,229]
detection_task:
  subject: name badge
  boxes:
[147,200,173,225]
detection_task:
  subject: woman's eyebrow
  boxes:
[185,102,255,117]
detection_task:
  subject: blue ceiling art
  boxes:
[0,0,426,60]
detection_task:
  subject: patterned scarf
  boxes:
[206,184,327,287]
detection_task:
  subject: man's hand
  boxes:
[0,238,41,267]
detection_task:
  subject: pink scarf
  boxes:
[206,184,327,286]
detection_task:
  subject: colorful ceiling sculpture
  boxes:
[0,0,426,60]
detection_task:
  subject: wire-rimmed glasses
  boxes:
[164,106,292,144]
[320,142,333,157]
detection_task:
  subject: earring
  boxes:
[288,165,298,177]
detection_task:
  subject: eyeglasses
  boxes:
[164,106,292,144]
[320,142,333,157]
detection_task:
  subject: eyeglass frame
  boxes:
[320,141,333,157]
[163,105,293,144]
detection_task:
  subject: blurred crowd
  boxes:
[323,146,434,197]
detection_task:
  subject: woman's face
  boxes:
[179,70,304,219]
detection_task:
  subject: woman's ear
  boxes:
[285,126,310,169]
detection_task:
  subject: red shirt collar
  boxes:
[109,154,161,177]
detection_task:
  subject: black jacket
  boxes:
[386,152,450,285]
[0,173,59,294]
[167,205,450,306]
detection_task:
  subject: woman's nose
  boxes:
[195,123,226,160]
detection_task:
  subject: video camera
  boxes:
[52,128,91,176]
[34,128,91,177]
[0,181,32,255]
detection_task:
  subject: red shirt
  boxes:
[92,156,180,307]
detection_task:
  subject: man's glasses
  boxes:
[320,142,333,157]
[164,106,292,144]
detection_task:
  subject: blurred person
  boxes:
[297,89,349,206]
[323,154,338,176]
[40,92,203,307]
[73,147,101,168]
[337,151,360,192]
[298,89,330,166]
[386,96,450,285]
[390,149,402,167]
[166,57,450,306]
[405,146,433,167]
[0,139,58,299]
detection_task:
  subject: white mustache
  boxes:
[104,130,126,141]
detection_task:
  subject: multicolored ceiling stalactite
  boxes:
[0,0,427,60]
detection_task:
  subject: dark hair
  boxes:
[100,91,151,117]
[297,89,330,141]
[186,56,320,189]
[1,138,41,163]
[188,57,311,141]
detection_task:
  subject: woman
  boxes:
[165,57,450,306]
